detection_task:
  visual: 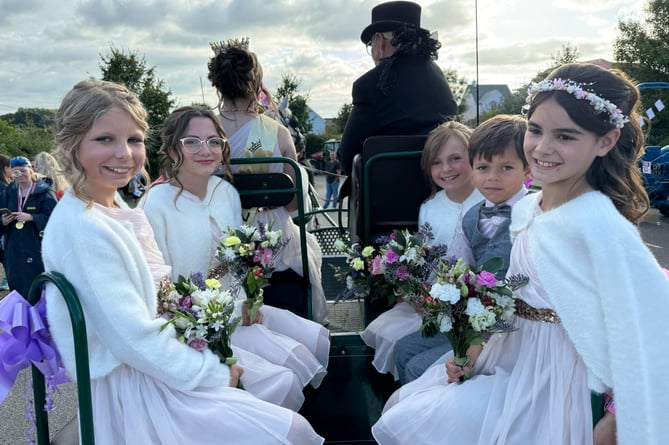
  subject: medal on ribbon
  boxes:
[15,221,24,230]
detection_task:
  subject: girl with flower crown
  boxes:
[372,63,669,445]
[140,106,329,409]
[43,80,324,444]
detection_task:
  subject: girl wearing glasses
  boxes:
[140,106,328,409]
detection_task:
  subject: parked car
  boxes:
[310,139,340,172]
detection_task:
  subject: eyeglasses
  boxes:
[179,137,226,153]
[11,168,28,177]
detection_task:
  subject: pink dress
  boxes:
[372,209,592,444]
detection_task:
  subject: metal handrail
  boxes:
[28,271,95,445]
[231,157,313,319]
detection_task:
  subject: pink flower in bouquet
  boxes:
[385,249,400,264]
[476,271,498,288]
[188,338,208,352]
[371,255,385,275]
[180,296,192,308]
[395,266,410,281]
[255,247,274,268]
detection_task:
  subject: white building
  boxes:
[460,82,512,121]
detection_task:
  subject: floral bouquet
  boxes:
[215,222,284,323]
[413,258,528,381]
[158,273,240,367]
[331,224,447,305]
[372,224,447,306]
[331,239,379,301]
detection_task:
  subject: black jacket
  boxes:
[0,178,57,297]
[338,55,457,174]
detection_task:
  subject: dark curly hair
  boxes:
[207,47,263,112]
[378,24,441,96]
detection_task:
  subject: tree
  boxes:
[615,0,669,82]
[274,74,313,134]
[444,68,470,116]
[614,0,669,146]
[99,46,175,177]
[332,103,352,135]
[0,119,55,159]
[1,108,57,129]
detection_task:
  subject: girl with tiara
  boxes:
[372,63,669,445]
[207,38,328,325]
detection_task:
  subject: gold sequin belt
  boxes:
[515,298,561,324]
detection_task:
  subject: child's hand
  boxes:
[446,344,483,383]
[229,364,244,388]
[242,302,263,326]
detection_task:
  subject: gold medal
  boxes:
[15,221,24,230]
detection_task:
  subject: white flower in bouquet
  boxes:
[334,239,347,252]
[400,246,418,263]
[466,298,497,331]
[191,288,218,307]
[491,292,515,319]
[431,282,461,304]
[240,224,257,238]
[438,313,453,333]
[266,229,282,246]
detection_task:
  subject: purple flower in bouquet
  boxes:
[395,266,410,281]
[476,270,498,288]
[385,250,400,264]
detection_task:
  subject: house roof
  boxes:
[462,84,512,99]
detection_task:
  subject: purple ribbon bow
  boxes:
[0,290,69,405]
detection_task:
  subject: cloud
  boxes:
[0,0,651,117]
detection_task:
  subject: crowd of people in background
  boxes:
[0,1,668,444]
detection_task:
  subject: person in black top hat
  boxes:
[337,0,458,175]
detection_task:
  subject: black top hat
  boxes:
[360,1,423,44]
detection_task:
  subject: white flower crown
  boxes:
[525,78,629,129]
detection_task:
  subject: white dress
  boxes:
[360,189,484,379]
[372,204,591,445]
[140,179,329,393]
[227,114,328,324]
[45,197,324,445]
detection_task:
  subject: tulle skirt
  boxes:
[90,364,324,445]
[232,345,304,410]
[359,302,421,379]
[232,305,329,389]
[372,317,592,445]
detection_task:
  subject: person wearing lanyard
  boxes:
[0,156,57,297]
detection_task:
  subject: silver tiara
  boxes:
[210,37,250,56]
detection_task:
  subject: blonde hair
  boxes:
[55,79,149,207]
[420,121,473,196]
[32,151,70,194]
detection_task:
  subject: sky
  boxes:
[0,0,647,119]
